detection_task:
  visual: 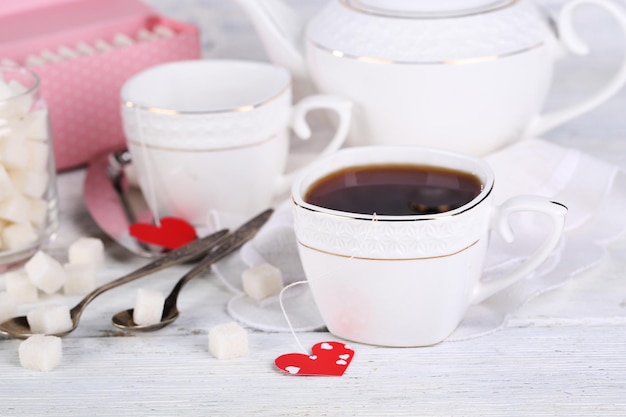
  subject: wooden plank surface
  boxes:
[1,326,625,416]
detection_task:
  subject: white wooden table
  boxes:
[1,1,626,415]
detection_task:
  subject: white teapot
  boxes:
[234,0,626,155]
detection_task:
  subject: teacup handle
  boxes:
[527,0,626,137]
[471,196,568,304]
[273,94,352,194]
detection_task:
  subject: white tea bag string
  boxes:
[279,280,311,355]
[135,107,161,226]
[279,214,380,353]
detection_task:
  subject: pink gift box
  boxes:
[0,0,202,170]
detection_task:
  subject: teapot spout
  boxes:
[233,0,307,79]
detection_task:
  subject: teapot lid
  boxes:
[307,0,553,63]
[345,0,513,18]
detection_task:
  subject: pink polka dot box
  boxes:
[0,0,202,171]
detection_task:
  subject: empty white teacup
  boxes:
[121,59,351,226]
[292,146,567,347]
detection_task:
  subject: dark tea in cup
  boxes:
[304,164,483,216]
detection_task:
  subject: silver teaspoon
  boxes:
[111,208,274,331]
[0,229,229,339]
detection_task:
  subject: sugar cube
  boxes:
[76,42,96,56]
[0,79,11,100]
[40,49,62,64]
[26,303,72,335]
[28,197,48,228]
[113,33,134,47]
[21,109,50,141]
[208,322,249,360]
[0,193,31,223]
[26,140,50,172]
[0,135,29,169]
[58,46,79,60]
[26,304,73,334]
[25,250,67,294]
[132,288,165,326]
[242,263,284,301]
[0,118,9,136]
[2,222,38,250]
[0,164,16,201]
[19,334,62,371]
[154,25,175,38]
[0,291,18,323]
[94,39,112,52]
[137,28,158,42]
[9,169,48,198]
[68,237,105,270]
[63,263,97,296]
[7,80,33,116]
[25,55,45,68]
[4,270,38,304]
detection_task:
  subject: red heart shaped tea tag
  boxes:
[129,217,197,250]
[275,341,354,376]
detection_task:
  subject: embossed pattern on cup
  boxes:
[294,204,489,259]
[122,89,290,151]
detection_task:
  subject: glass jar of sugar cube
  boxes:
[0,66,58,270]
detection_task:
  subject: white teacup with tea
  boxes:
[292,146,568,347]
[120,59,352,227]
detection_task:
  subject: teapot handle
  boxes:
[527,0,626,137]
